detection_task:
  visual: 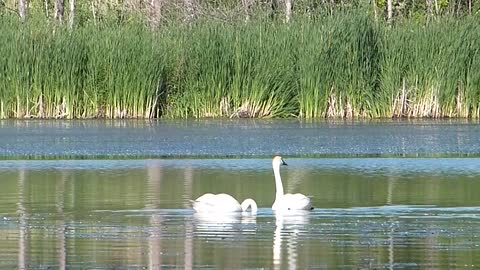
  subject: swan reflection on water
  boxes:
[273,210,311,270]
[193,211,257,240]
[193,211,257,226]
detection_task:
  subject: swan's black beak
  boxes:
[282,159,288,166]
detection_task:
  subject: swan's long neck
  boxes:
[273,163,284,202]
[241,198,258,213]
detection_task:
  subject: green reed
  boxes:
[164,23,298,118]
[0,18,169,119]
[379,17,480,118]
[85,25,168,118]
[0,12,479,119]
[297,13,380,118]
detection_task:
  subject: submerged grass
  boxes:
[0,12,479,119]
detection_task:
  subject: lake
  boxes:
[1,119,480,269]
[2,119,480,158]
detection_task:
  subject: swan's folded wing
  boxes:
[285,193,313,210]
[192,199,217,213]
[192,195,243,213]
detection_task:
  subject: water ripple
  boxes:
[1,119,480,159]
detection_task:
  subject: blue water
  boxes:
[1,119,480,158]
[1,119,480,268]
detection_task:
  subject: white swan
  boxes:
[192,193,258,214]
[271,156,313,211]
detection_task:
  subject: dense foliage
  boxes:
[0,2,479,118]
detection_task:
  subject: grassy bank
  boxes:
[1,12,479,119]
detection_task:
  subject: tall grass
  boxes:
[164,23,298,118]
[0,17,170,119]
[297,13,380,118]
[0,12,479,119]
[379,17,480,118]
[84,25,169,118]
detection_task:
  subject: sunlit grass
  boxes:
[0,12,479,119]
[297,13,380,118]
[164,23,298,118]
[379,17,480,118]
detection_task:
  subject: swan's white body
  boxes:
[192,193,257,214]
[271,156,313,211]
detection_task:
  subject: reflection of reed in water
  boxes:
[184,166,194,270]
[57,171,68,270]
[18,165,70,269]
[273,211,310,270]
[286,168,309,195]
[18,166,28,270]
[146,162,196,269]
[146,161,163,269]
[183,166,194,209]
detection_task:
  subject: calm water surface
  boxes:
[1,120,480,269]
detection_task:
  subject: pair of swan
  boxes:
[191,156,313,213]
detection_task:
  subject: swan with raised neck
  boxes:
[271,156,313,211]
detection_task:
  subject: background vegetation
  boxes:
[0,0,479,119]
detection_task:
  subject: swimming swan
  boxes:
[192,193,258,214]
[271,156,313,211]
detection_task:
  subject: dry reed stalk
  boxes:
[409,90,441,118]
[38,95,45,118]
[430,87,441,118]
[326,90,337,118]
[230,100,272,118]
[56,97,68,119]
[392,79,409,117]
[220,96,230,116]
[148,98,158,118]
[455,88,467,117]
[345,98,353,118]
[116,108,127,118]
[16,96,23,119]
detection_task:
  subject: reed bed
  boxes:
[379,18,480,118]
[0,12,479,119]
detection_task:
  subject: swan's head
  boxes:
[241,198,258,214]
[272,156,287,167]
